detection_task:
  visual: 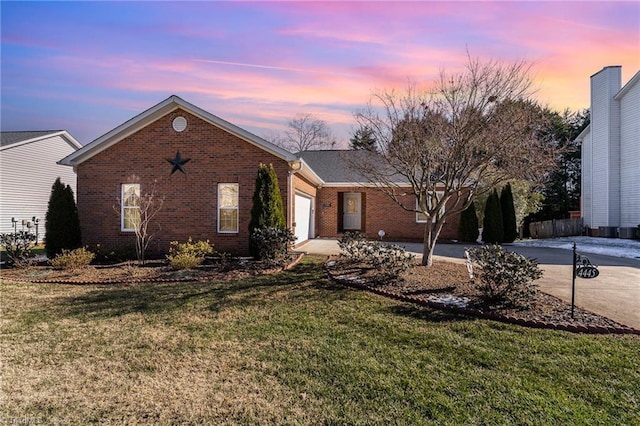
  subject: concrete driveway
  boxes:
[298,239,640,329]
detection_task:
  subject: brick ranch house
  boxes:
[59,96,461,256]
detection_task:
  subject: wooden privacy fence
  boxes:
[529,218,583,239]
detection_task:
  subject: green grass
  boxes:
[1,256,638,424]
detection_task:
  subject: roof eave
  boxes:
[294,158,325,186]
[2,130,81,152]
[574,124,591,142]
[614,70,640,100]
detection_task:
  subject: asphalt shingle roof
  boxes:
[0,131,63,148]
[297,150,368,183]
[297,150,409,184]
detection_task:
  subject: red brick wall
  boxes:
[315,186,461,242]
[76,109,290,256]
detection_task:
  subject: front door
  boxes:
[343,193,361,230]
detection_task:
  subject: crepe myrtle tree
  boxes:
[351,56,558,266]
[114,178,164,265]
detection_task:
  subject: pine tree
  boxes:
[500,183,518,243]
[458,202,479,243]
[249,164,286,257]
[45,178,81,258]
[482,189,504,244]
[349,126,377,151]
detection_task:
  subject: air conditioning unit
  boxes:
[618,227,638,239]
[598,226,618,238]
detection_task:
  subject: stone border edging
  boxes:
[1,253,305,285]
[323,257,639,336]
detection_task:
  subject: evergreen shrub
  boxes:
[458,202,480,243]
[45,178,81,258]
[482,189,503,244]
[249,164,287,259]
[466,245,543,309]
[500,183,518,243]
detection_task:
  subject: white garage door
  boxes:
[294,193,312,244]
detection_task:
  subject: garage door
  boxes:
[294,193,312,244]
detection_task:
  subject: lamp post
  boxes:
[32,217,40,244]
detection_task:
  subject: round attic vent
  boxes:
[172,116,187,132]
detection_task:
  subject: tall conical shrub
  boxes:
[458,202,479,243]
[45,177,81,258]
[500,183,518,243]
[249,164,286,257]
[482,189,503,244]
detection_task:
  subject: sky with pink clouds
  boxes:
[1,1,638,146]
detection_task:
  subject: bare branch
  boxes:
[351,56,558,266]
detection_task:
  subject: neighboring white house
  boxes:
[578,66,640,238]
[0,130,82,238]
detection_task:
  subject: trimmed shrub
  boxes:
[466,245,543,309]
[49,247,95,270]
[167,253,202,271]
[338,234,415,280]
[45,178,81,258]
[500,183,518,243]
[482,189,504,244]
[0,231,37,267]
[337,231,367,259]
[166,238,214,270]
[249,164,286,258]
[250,227,296,266]
[458,202,479,243]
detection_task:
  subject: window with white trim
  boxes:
[121,183,141,232]
[218,183,239,233]
[416,192,445,223]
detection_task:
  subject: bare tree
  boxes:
[268,113,336,152]
[352,56,558,266]
[115,179,164,265]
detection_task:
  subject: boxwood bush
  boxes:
[466,244,543,309]
[49,247,95,270]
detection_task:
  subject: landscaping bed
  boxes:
[325,257,637,334]
[0,253,304,284]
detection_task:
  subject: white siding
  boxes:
[589,67,621,227]
[0,136,78,237]
[581,128,592,228]
[619,78,640,227]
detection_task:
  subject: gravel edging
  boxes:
[1,253,305,285]
[323,258,640,335]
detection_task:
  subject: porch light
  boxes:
[290,160,302,171]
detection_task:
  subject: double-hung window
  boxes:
[218,183,239,233]
[416,191,445,223]
[121,183,141,232]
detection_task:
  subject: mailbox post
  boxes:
[571,242,600,319]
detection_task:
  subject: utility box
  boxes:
[598,226,618,238]
[618,227,638,239]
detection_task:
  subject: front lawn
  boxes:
[1,256,638,424]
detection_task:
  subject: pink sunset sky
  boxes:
[1,1,638,146]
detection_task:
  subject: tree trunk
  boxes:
[421,220,445,267]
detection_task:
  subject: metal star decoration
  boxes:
[166,150,191,175]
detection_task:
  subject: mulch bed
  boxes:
[325,257,639,335]
[0,253,304,285]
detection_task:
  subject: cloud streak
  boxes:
[1,1,638,145]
